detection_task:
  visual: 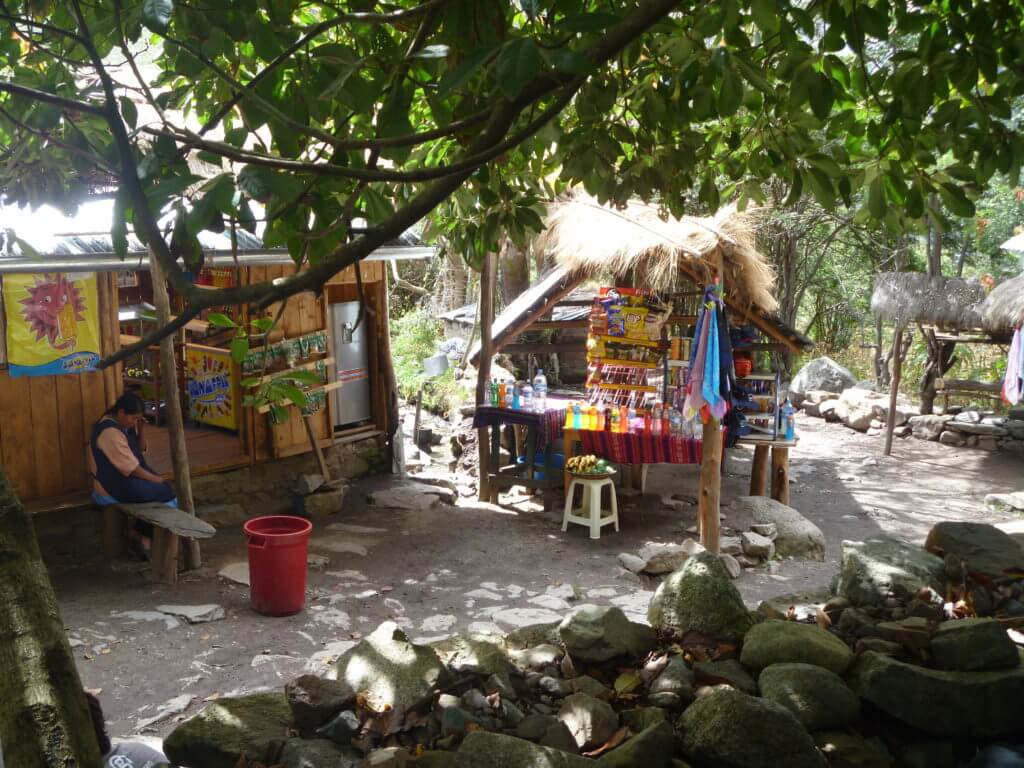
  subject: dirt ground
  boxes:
[44,414,1023,741]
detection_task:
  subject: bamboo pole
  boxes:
[884,326,904,456]
[149,251,200,577]
[749,444,770,496]
[477,251,496,502]
[699,422,722,553]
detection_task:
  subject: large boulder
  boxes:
[647,553,754,642]
[648,656,696,704]
[432,635,513,677]
[924,522,1024,582]
[334,622,447,723]
[636,539,705,574]
[455,731,591,767]
[908,414,950,441]
[559,605,657,662]
[285,675,357,733]
[164,693,291,768]
[758,663,860,731]
[740,621,854,675]
[836,389,891,432]
[558,693,619,751]
[928,618,1021,672]
[678,687,827,768]
[727,497,826,561]
[847,651,1024,738]
[835,537,945,606]
[280,738,360,768]
[596,722,675,768]
[790,357,857,400]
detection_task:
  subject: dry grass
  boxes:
[981,272,1024,332]
[535,193,778,312]
[870,272,986,329]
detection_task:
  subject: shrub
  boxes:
[391,308,464,416]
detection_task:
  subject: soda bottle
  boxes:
[489,377,498,406]
[652,405,662,435]
[564,403,575,430]
[783,398,796,440]
[512,381,521,410]
[521,382,534,411]
[619,406,629,433]
[643,409,652,433]
[596,407,606,431]
[572,403,582,430]
[504,379,514,409]
[497,380,506,409]
[609,407,620,433]
[627,406,637,434]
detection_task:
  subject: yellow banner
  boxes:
[185,344,239,430]
[2,272,101,377]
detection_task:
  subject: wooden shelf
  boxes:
[588,357,660,369]
[595,334,663,348]
[737,372,776,381]
[256,380,342,414]
[246,357,334,386]
[596,383,657,393]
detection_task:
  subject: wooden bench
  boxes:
[936,378,1003,411]
[736,435,798,505]
[26,493,215,583]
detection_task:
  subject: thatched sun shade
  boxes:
[980,273,1024,332]
[870,272,986,330]
[535,194,778,312]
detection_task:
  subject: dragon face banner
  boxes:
[2,272,101,377]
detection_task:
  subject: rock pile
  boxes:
[790,358,1024,454]
[164,521,1024,768]
[617,498,826,583]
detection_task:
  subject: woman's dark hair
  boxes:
[106,393,145,417]
[85,692,111,755]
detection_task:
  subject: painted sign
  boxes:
[2,272,101,377]
[185,344,239,430]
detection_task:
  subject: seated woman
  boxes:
[87,393,176,558]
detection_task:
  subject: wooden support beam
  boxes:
[699,421,722,554]
[477,251,496,502]
[770,446,790,505]
[102,507,125,560]
[491,281,581,354]
[750,444,770,496]
[526,319,590,331]
[501,342,582,355]
[884,328,904,457]
[935,378,1002,394]
[303,416,330,481]
[150,526,179,584]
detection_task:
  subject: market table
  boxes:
[735,435,798,505]
[472,400,570,505]
[562,428,709,494]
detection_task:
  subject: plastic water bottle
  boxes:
[783,398,796,441]
[504,379,514,409]
[521,382,533,411]
[533,368,548,412]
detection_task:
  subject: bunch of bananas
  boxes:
[567,455,611,475]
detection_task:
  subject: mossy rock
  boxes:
[647,553,753,642]
[164,693,291,768]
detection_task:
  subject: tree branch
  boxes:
[0,81,105,116]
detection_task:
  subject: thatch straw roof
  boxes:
[871,272,986,329]
[535,194,777,312]
[980,272,1024,331]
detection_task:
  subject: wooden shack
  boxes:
[0,202,430,509]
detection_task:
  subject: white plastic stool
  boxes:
[562,476,619,539]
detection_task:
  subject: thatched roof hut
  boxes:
[536,195,777,312]
[980,272,1024,332]
[870,272,986,330]
[469,196,811,364]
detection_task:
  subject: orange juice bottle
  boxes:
[564,402,575,429]
[618,406,629,433]
[497,381,506,408]
[588,405,598,430]
[596,407,606,431]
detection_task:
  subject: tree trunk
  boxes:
[926,194,943,277]
[476,251,496,502]
[884,327,904,456]
[149,252,200,575]
[919,325,956,415]
[441,249,468,312]
[0,466,103,767]
[498,237,530,308]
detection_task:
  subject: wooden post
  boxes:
[770,446,790,505]
[149,251,200,578]
[749,444,770,496]
[884,326,904,456]
[476,251,496,502]
[303,415,330,481]
[102,506,125,560]
[699,421,722,554]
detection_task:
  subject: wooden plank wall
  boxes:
[0,272,121,502]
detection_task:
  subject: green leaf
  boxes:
[362,186,394,223]
[251,316,276,332]
[542,46,593,75]
[207,312,238,329]
[230,335,249,363]
[806,167,836,208]
[868,176,886,219]
[119,97,138,130]
[938,183,975,218]
[237,165,305,204]
[142,0,173,32]
[495,38,542,99]
[437,46,497,99]
[277,383,308,407]
[281,370,322,385]
[270,404,291,424]
[808,74,834,120]
[718,65,744,117]
[750,0,780,34]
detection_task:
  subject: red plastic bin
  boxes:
[243,515,313,616]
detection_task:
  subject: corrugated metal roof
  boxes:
[0,200,433,273]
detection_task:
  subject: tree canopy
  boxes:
[1,0,1023,360]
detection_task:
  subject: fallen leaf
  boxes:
[83,654,94,661]
[583,726,629,757]
[815,608,832,630]
[613,671,643,695]
[560,652,576,679]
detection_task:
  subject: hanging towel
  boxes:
[1005,327,1023,406]
[684,306,710,420]
[702,303,728,419]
